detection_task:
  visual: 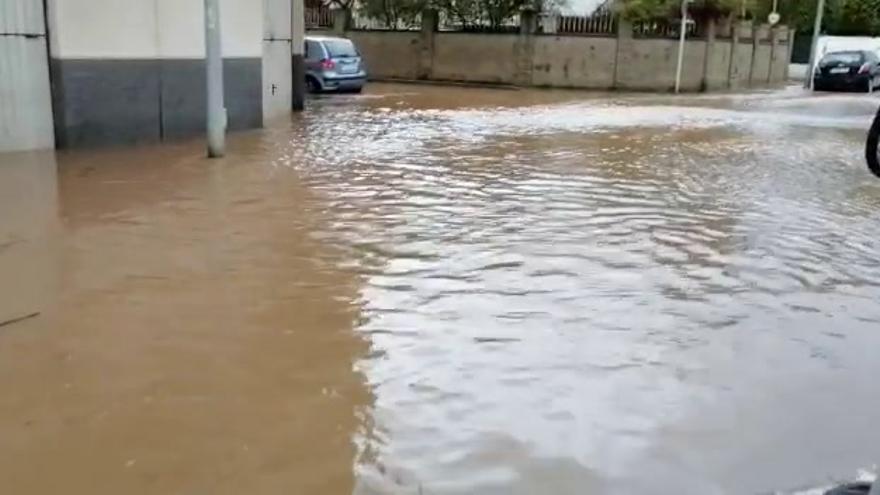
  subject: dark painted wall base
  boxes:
[292,54,305,111]
[51,58,262,148]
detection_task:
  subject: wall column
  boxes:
[749,24,773,86]
[417,9,437,80]
[291,0,305,110]
[514,8,537,86]
[613,19,633,89]
[332,8,351,34]
[264,0,294,120]
[726,16,738,89]
[701,18,717,92]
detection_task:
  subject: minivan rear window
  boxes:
[821,52,863,64]
[324,39,358,58]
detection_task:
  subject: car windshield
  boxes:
[821,52,863,64]
[324,39,358,58]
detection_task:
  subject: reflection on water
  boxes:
[1,85,880,494]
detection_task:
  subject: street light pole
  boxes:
[674,0,689,93]
[804,0,825,90]
[292,0,306,111]
[204,0,226,157]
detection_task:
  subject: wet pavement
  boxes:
[1,84,880,495]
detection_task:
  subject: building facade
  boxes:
[1,0,292,152]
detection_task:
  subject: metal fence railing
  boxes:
[633,19,701,38]
[310,7,711,39]
[556,12,616,35]
[438,11,521,33]
[352,14,422,31]
[305,7,333,29]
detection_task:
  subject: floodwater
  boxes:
[1,84,880,495]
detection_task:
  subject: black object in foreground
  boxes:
[0,312,40,329]
[868,104,880,177]
[825,481,872,495]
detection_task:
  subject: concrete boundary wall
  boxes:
[315,14,790,93]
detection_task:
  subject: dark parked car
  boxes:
[813,50,880,92]
[304,36,367,94]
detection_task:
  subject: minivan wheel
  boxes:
[306,77,321,94]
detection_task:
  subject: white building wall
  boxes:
[49,0,261,59]
[50,0,159,59]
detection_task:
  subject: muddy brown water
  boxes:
[2,85,880,495]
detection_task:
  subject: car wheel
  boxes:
[868,104,880,177]
[306,77,321,94]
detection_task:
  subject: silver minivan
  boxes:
[305,36,367,93]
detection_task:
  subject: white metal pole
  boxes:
[674,0,688,93]
[205,0,226,157]
[804,0,825,90]
[292,0,306,111]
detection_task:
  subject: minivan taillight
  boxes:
[859,62,871,74]
[321,59,335,70]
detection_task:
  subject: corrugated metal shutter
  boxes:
[0,0,45,35]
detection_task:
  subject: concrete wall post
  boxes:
[333,8,351,34]
[726,15,737,89]
[785,27,794,80]
[514,8,537,86]
[768,24,781,84]
[701,18,717,91]
[613,19,633,89]
[748,22,759,87]
[417,9,438,80]
[520,8,538,35]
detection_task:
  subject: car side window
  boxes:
[306,41,323,61]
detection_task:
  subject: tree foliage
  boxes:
[617,0,745,21]
[357,0,565,29]
[828,0,880,36]
[360,0,426,28]
[617,0,880,36]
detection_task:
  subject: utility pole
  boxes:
[674,0,690,93]
[804,0,825,90]
[292,0,306,111]
[205,0,226,157]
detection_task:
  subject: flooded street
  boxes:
[2,84,880,494]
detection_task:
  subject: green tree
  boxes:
[828,0,880,36]
[359,0,426,28]
[617,0,745,21]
